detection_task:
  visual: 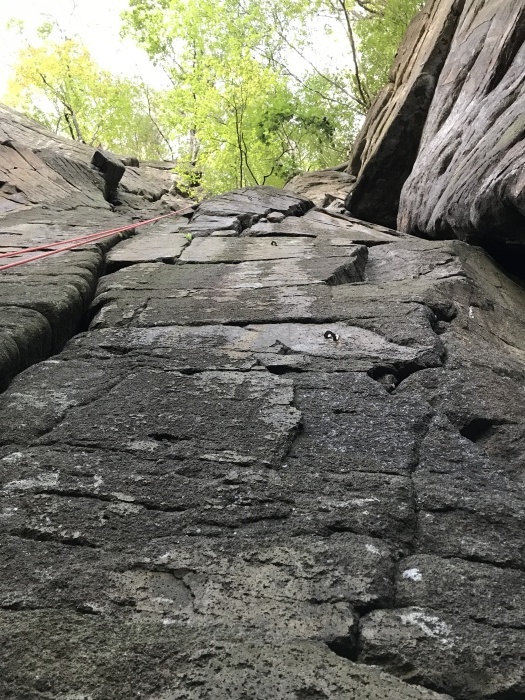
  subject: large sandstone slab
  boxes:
[0,103,181,208]
[106,218,190,269]
[61,313,442,375]
[396,554,525,628]
[180,235,372,263]
[360,607,525,698]
[398,1,525,253]
[191,186,312,234]
[246,213,400,243]
[0,140,101,214]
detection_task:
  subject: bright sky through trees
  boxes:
[1,0,423,194]
[0,0,166,94]
[0,0,348,95]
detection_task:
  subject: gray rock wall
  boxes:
[1,89,525,698]
[346,0,525,262]
[345,0,465,228]
[0,104,194,387]
[1,174,525,697]
[398,0,525,250]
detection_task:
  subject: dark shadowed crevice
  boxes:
[325,634,359,662]
[459,417,499,443]
[265,365,306,375]
[106,255,179,274]
[490,689,525,700]
[148,431,188,443]
[368,357,442,393]
[10,527,99,549]
[346,0,466,229]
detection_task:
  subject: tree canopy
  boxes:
[4,0,424,194]
[5,25,168,159]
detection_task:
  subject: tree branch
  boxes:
[329,0,371,110]
[144,87,174,159]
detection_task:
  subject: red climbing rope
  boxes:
[0,205,196,273]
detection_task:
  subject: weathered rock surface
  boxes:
[91,148,125,203]
[347,0,525,259]
[2,99,525,699]
[0,103,186,211]
[345,0,465,227]
[284,169,356,207]
[1,614,451,700]
[0,103,194,387]
[398,1,525,253]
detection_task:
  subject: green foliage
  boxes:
[4,0,424,194]
[355,0,425,98]
[4,30,168,159]
[121,0,364,194]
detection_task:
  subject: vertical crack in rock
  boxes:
[485,6,525,95]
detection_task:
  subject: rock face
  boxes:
[2,99,525,698]
[91,148,126,203]
[398,1,525,252]
[0,103,191,390]
[0,103,184,210]
[284,169,355,208]
[347,0,525,258]
[345,0,465,228]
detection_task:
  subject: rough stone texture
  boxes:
[0,104,196,388]
[398,1,525,255]
[0,614,451,700]
[245,209,402,244]
[0,103,187,210]
[2,101,525,699]
[106,218,191,270]
[345,0,465,227]
[190,185,312,235]
[91,148,126,203]
[284,169,356,207]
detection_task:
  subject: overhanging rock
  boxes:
[398,0,525,256]
[345,0,465,228]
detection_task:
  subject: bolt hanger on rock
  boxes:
[324,330,339,341]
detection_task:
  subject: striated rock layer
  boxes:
[0,103,193,388]
[345,0,465,228]
[346,0,525,258]
[398,0,525,253]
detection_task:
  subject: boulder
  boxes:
[398,1,525,259]
[91,148,125,203]
[345,0,465,228]
[284,169,355,207]
[120,155,140,167]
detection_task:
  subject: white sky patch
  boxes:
[0,0,167,96]
[0,0,351,98]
